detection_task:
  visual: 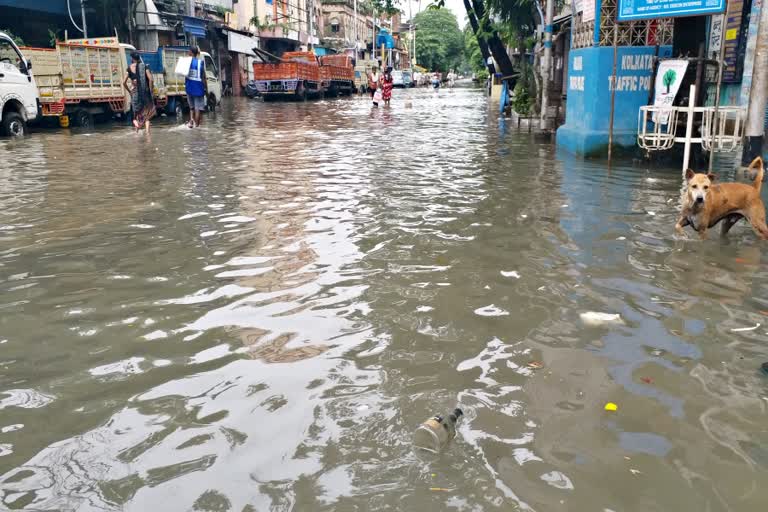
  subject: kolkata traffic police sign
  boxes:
[618,0,726,21]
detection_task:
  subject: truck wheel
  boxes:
[1,112,26,137]
[74,110,93,129]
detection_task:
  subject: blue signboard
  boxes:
[618,0,725,21]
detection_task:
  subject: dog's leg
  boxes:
[675,216,689,235]
[720,214,742,237]
[745,206,768,240]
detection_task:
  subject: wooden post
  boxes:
[709,1,730,173]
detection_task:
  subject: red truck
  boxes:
[318,55,355,97]
[253,51,322,101]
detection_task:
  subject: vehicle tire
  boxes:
[174,102,184,119]
[74,109,93,129]
[1,112,26,137]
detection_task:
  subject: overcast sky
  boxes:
[403,0,467,28]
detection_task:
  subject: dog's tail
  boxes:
[749,156,764,191]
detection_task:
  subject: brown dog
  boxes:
[675,156,768,239]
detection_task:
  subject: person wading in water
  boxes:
[185,46,208,128]
[368,66,380,102]
[124,52,156,133]
[380,66,394,106]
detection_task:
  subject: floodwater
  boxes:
[1,86,767,512]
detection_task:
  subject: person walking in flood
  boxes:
[367,66,380,100]
[185,46,208,128]
[380,67,394,106]
[124,52,156,133]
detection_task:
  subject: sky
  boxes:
[403,0,467,28]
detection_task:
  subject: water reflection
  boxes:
[0,89,767,511]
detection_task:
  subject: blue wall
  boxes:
[557,45,672,156]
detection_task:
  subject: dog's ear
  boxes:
[685,168,695,181]
[707,173,717,182]
[749,156,764,171]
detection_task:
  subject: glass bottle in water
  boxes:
[413,408,463,454]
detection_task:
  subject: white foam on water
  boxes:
[474,305,510,317]
[501,271,521,278]
[178,212,209,220]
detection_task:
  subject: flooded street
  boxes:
[2,87,768,511]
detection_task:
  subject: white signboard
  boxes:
[574,0,585,14]
[653,59,689,123]
[706,14,724,82]
[583,0,596,22]
[227,31,259,57]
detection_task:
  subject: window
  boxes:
[330,17,340,33]
[0,39,24,73]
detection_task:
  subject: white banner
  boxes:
[653,59,689,123]
[583,0,595,22]
[227,31,259,57]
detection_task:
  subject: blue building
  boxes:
[556,0,674,156]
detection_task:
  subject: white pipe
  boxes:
[67,0,85,35]
[683,84,696,173]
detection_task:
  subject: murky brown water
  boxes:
[1,87,767,511]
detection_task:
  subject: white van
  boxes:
[0,32,39,136]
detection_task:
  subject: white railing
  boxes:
[637,85,745,171]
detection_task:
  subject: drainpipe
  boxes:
[81,0,88,37]
[540,0,554,131]
[742,1,768,164]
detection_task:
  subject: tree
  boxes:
[464,26,488,80]
[663,69,677,94]
[413,9,464,72]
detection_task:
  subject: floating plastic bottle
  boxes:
[413,408,463,454]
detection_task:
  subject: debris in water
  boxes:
[429,488,453,492]
[734,257,748,264]
[647,211,656,216]
[730,323,760,332]
[500,270,521,278]
[640,377,653,384]
[580,312,623,326]
[629,469,642,475]
[527,361,544,370]
[604,402,618,412]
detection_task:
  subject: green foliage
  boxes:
[662,69,676,92]
[414,8,464,72]
[463,25,488,79]
[511,81,532,114]
[1,29,25,46]
[371,0,401,16]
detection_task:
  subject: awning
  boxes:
[183,16,207,38]
[227,30,259,56]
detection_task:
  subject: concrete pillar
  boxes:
[540,0,554,131]
[742,1,768,164]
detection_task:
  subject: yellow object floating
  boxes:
[604,402,618,412]
[59,115,70,128]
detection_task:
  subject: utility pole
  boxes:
[539,0,554,131]
[80,0,88,38]
[187,0,196,44]
[308,0,314,49]
[354,0,358,57]
[743,1,768,164]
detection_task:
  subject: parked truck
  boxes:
[20,37,132,128]
[128,46,222,117]
[253,51,322,101]
[318,54,354,97]
[0,31,39,136]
